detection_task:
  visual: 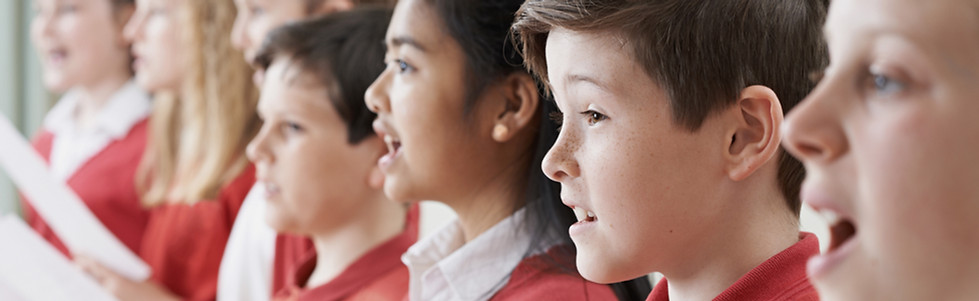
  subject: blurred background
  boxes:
[0,0,57,217]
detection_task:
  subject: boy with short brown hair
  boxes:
[513,0,827,299]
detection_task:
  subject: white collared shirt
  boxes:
[403,207,559,301]
[217,183,276,301]
[43,80,151,180]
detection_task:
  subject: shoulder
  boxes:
[492,246,617,301]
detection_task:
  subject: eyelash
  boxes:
[391,58,414,74]
[869,72,905,95]
[547,109,608,131]
[582,110,607,126]
[282,122,303,134]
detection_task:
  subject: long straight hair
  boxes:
[137,0,259,206]
[426,0,651,299]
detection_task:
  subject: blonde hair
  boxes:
[137,0,259,206]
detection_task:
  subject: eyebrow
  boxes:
[565,73,611,92]
[388,35,428,52]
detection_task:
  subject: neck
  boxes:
[306,195,406,288]
[445,154,530,243]
[73,74,130,129]
[666,185,799,301]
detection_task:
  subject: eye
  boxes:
[250,7,265,16]
[281,121,303,134]
[871,73,905,95]
[581,110,607,126]
[394,59,414,74]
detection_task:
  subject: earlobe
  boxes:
[490,73,539,143]
[726,85,783,181]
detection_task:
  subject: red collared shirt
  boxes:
[273,206,419,301]
[647,232,820,301]
[140,165,256,301]
[21,81,152,257]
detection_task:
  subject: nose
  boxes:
[246,124,273,165]
[782,80,849,165]
[364,68,391,113]
[542,126,580,183]
[122,9,145,42]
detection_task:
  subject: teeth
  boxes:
[573,207,588,222]
[817,208,841,225]
[572,207,596,222]
[384,136,395,153]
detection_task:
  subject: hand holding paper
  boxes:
[0,112,150,281]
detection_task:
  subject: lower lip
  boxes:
[568,219,598,240]
[378,147,400,173]
[807,234,857,280]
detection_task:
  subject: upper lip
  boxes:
[372,118,401,150]
[800,180,852,221]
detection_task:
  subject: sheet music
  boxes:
[0,214,118,301]
[0,113,150,281]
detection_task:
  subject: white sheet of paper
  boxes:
[0,214,118,301]
[0,113,150,281]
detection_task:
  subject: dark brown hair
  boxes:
[254,6,392,144]
[513,0,829,216]
[302,0,396,15]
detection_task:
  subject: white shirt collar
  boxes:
[43,80,152,139]
[403,207,559,301]
[42,80,151,179]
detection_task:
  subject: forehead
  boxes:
[826,0,979,62]
[386,0,451,50]
[544,29,649,92]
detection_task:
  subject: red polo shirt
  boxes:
[490,245,618,301]
[140,165,256,301]
[647,232,820,301]
[272,205,420,301]
[21,120,151,256]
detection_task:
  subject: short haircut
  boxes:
[254,6,393,144]
[513,0,829,215]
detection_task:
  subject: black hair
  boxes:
[425,0,651,299]
[253,6,393,144]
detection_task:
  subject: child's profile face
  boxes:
[783,0,979,299]
[365,0,502,204]
[31,0,131,92]
[247,59,383,235]
[542,28,734,283]
[124,0,189,92]
[230,0,305,63]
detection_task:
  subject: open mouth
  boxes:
[384,135,401,156]
[820,209,857,253]
[572,206,597,223]
[46,48,67,66]
[377,133,401,172]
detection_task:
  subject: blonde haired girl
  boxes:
[77,0,258,300]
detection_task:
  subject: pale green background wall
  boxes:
[0,0,56,217]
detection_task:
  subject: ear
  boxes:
[490,73,540,142]
[311,0,355,15]
[725,85,783,181]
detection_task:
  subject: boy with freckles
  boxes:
[514,0,828,300]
